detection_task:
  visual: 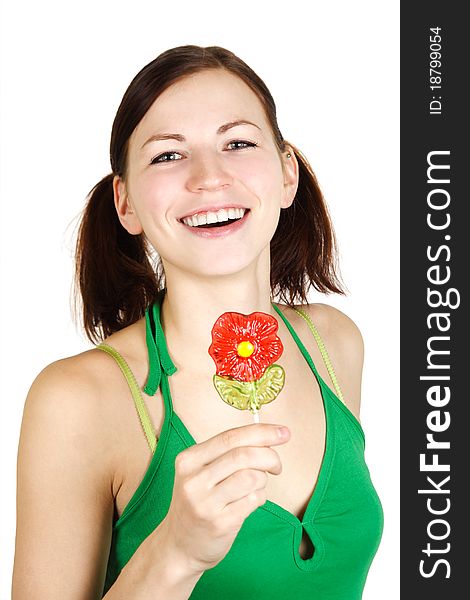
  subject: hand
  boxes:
[158,423,290,575]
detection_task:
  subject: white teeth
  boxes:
[218,208,229,221]
[181,207,246,227]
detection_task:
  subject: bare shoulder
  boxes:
[17,346,121,506]
[26,310,147,408]
[23,347,125,457]
[302,302,364,355]
[281,302,365,420]
[21,315,149,476]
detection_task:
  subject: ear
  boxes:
[113,176,143,235]
[280,143,299,209]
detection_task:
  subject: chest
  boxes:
[114,355,327,560]
[170,356,327,517]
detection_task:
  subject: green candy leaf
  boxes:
[255,364,285,405]
[213,364,285,413]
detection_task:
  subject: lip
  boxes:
[178,204,249,221]
[179,208,251,238]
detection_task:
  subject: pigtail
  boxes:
[270,143,346,307]
[73,173,162,344]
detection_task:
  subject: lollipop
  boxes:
[208,311,285,423]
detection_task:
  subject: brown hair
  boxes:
[74,45,346,344]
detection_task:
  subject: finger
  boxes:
[212,468,268,508]
[205,445,282,489]
[193,423,290,467]
[223,487,268,521]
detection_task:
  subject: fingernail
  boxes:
[277,427,289,438]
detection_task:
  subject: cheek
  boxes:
[129,172,175,222]
[237,153,284,201]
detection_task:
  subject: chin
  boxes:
[195,259,255,278]
[171,250,264,280]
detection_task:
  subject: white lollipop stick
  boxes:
[249,381,260,423]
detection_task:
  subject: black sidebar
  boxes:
[401,2,468,598]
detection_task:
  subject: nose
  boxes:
[186,150,233,193]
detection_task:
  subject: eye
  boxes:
[150,151,183,165]
[226,140,258,151]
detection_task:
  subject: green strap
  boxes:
[293,308,345,404]
[96,343,157,453]
[144,292,178,396]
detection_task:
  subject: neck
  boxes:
[160,249,278,372]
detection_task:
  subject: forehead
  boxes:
[131,69,270,145]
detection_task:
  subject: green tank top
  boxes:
[98,290,383,598]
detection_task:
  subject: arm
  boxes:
[303,303,365,421]
[12,357,203,600]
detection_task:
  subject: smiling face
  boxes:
[113,68,298,280]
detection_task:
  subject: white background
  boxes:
[0,1,399,598]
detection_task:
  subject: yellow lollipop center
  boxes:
[237,340,254,357]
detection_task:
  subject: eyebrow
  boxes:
[140,119,261,149]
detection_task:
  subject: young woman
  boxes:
[12,45,383,599]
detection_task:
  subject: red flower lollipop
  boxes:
[209,311,283,382]
[208,311,285,422]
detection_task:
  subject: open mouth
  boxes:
[179,207,250,229]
